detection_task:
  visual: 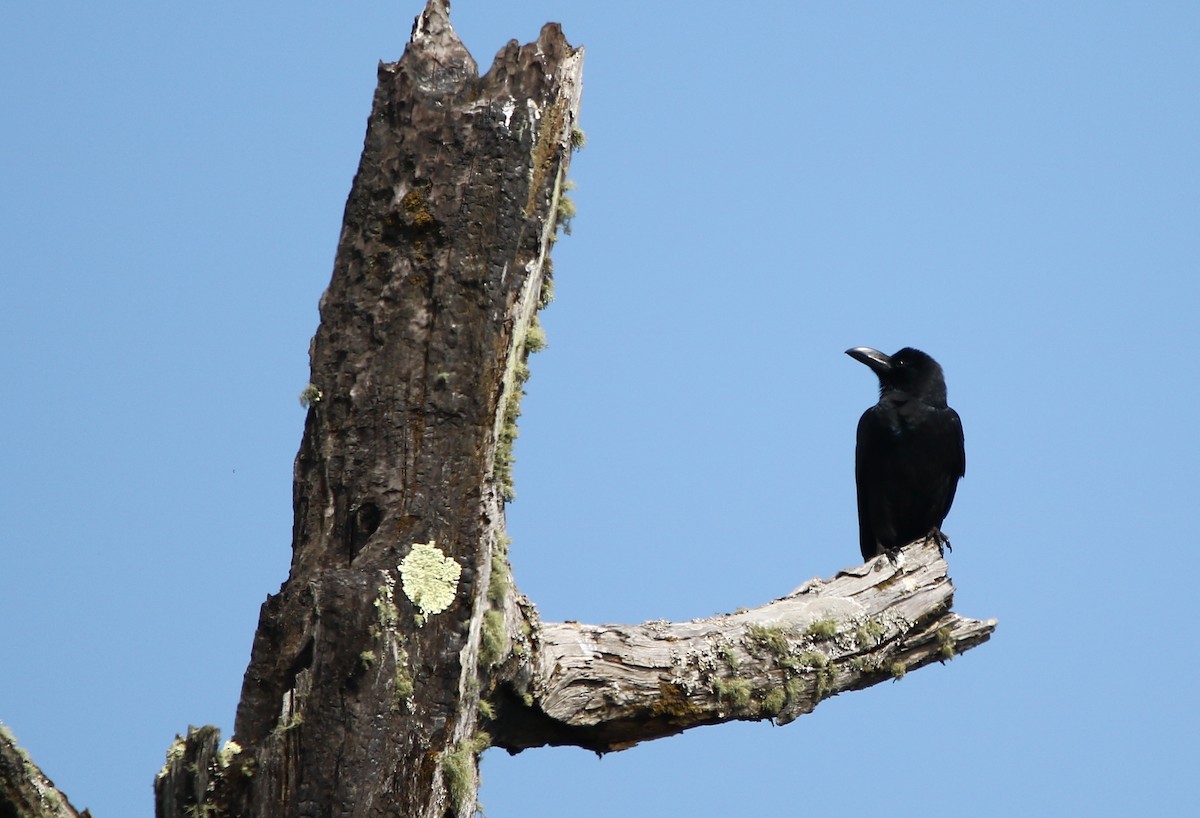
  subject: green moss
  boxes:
[805,618,839,641]
[761,687,786,716]
[712,677,752,708]
[890,661,907,680]
[488,536,511,607]
[815,664,838,699]
[570,126,587,150]
[525,318,548,354]
[854,619,886,647]
[373,582,399,635]
[442,733,491,811]
[396,666,415,695]
[359,650,377,671]
[463,675,479,701]
[538,271,555,308]
[718,644,740,670]
[480,609,509,667]
[938,626,956,661]
[555,193,576,235]
[478,700,496,721]
[746,624,791,658]
[298,383,323,408]
[797,650,829,670]
[496,376,525,502]
[394,651,415,708]
[493,230,557,502]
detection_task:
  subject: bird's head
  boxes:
[846,346,949,406]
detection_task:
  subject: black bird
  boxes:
[846,347,965,561]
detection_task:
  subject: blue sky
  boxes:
[2,2,1198,816]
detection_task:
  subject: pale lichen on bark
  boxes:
[0,723,91,818]
[485,538,995,754]
[143,3,995,818]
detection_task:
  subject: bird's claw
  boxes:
[928,528,952,556]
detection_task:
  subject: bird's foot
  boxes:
[927,528,952,556]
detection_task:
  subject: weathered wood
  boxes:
[0,4,1000,816]
[150,2,997,817]
[156,1,583,817]
[0,723,90,818]
[487,539,995,753]
[154,727,224,818]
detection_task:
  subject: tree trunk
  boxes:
[0,724,90,818]
[156,2,995,816]
[158,2,584,817]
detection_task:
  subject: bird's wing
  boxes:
[937,407,966,522]
[855,406,898,559]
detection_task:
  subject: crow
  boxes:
[846,347,965,562]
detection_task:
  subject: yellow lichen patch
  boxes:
[401,187,434,228]
[399,541,462,623]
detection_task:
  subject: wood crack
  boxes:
[489,539,996,752]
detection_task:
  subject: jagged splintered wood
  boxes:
[0,724,90,818]
[155,2,586,817]
[148,2,997,818]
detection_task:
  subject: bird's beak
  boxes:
[846,347,892,376]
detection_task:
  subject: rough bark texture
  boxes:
[487,539,995,754]
[155,2,584,817]
[146,2,997,816]
[0,724,90,818]
[7,3,999,813]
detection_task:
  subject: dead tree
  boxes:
[0,725,90,818]
[1,2,995,817]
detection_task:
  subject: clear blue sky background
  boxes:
[3,2,1198,816]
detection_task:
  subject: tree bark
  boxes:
[0,724,90,818]
[488,539,994,754]
[159,1,997,815]
[158,2,585,817]
[0,5,997,810]
[0,2,998,815]
[0,4,997,817]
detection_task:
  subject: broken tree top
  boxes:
[147,4,994,818]
[400,0,579,97]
